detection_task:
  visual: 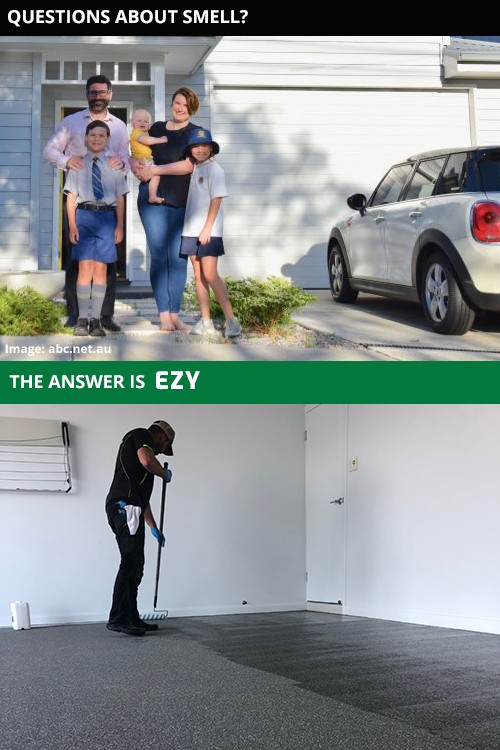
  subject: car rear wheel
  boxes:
[421,252,475,335]
[328,246,358,303]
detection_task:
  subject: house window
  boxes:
[118,62,133,81]
[45,60,60,80]
[63,61,78,80]
[42,58,151,84]
[99,61,114,81]
[82,61,95,80]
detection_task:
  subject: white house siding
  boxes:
[0,52,37,270]
[204,36,449,88]
[471,84,500,145]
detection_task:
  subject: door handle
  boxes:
[330,497,344,505]
[374,215,385,224]
[409,211,423,219]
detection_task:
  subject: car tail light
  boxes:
[471,202,500,242]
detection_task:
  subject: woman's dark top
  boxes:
[149,120,199,207]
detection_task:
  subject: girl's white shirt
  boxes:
[182,158,228,238]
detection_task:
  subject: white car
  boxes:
[327,146,500,334]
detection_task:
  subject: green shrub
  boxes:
[0,286,66,336]
[184,276,315,332]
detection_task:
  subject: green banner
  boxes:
[1,361,499,403]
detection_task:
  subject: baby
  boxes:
[130,108,167,204]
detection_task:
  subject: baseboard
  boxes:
[306,601,343,615]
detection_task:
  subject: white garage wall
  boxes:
[213,89,471,288]
[346,404,500,634]
[0,404,306,627]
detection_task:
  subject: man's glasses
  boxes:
[88,90,111,97]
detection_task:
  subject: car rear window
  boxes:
[477,150,500,192]
[435,153,468,195]
[403,157,446,201]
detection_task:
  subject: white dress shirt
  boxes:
[43,108,130,172]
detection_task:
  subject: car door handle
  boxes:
[330,497,344,505]
[409,211,423,218]
[374,215,385,224]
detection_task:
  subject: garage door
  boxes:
[213,89,471,288]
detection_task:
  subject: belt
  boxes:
[77,203,115,212]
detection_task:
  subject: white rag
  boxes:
[125,505,143,535]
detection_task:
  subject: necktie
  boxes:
[92,157,104,201]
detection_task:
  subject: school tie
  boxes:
[92,157,105,201]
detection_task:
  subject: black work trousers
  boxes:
[108,510,145,626]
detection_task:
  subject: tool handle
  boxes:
[153,462,168,610]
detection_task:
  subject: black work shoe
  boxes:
[106,623,145,636]
[101,316,121,332]
[65,315,78,328]
[89,318,106,337]
[73,318,89,336]
[134,619,159,631]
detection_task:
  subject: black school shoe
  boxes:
[73,318,89,336]
[101,316,121,332]
[89,318,106,337]
[106,622,145,636]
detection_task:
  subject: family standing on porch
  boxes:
[43,80,240,338]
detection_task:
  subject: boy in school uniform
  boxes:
[64,121,129,337]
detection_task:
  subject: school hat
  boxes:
[150,420,175,455]
[184,128,220,156]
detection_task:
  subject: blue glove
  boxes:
[164,469,172,484]
[151,527,165,547]
[116,500,127,515]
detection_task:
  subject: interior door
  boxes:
[59,106,128,279]
[305,404,347,604]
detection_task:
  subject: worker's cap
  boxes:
[150,420,175,455]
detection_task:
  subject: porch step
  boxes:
[115,283,154,300]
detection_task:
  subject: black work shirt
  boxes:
[105,428,155,513]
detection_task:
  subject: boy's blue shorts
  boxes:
[73,209,117,263]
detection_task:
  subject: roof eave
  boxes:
[443,48,500,79]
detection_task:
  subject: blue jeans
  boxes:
[137,181,187,313]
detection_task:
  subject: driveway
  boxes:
[3,291,500,362]
[292,291,500,361]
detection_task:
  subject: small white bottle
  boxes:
[10,601,31,630]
